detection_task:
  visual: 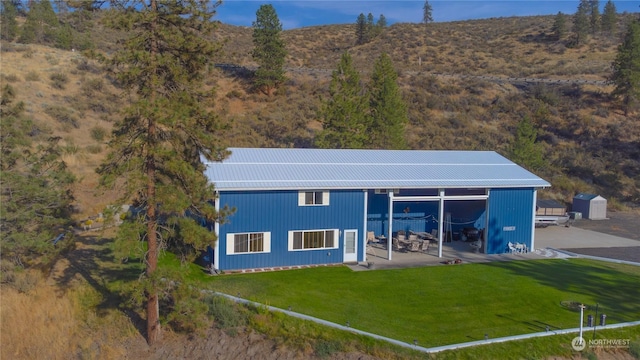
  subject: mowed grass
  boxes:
[206,259,640,348]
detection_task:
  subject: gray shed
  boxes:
[536,199,566,216]
[572,193,607,220]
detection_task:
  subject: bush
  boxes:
[44,105,79,128]
[25,71,40,81]
[49,72,69,90]
[2,74,20,82]
[90,126,107,142]
[206,295,248,330]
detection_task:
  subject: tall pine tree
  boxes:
[602,0,617,35]
[98,0,228,344]
[508,116,546,172]
[610,19,640,116]
[573,0,590,46]
[252,4,287,96]
[368,53,408,150]
[316,52,369,149]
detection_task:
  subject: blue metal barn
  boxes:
[203,148,550,271]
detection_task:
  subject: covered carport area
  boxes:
[382,188,488,260]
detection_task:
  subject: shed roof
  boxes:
[537,199,566,209]
[574,193,606,201]
[203,148,551,191]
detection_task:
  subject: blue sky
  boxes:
[215,1,640,29]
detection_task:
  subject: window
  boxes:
[298,191,329,206]
[289,229,337,250]
[226,232,271,255]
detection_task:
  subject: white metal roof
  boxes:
[203,148,551,191]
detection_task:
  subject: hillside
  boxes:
[1,13,639,220]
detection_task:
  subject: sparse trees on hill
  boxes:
[317,52,407,150]
[19,0,59,44]
[252,4,287,96]
[610,19,640,116]
[368,53,408,150]
[0,1,19,41]
[602,0,617,35]
[355,12,386,45]
[98,0,228,345]
[316,52,369,149]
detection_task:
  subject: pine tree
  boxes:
[365,12,375,43]
[0,1,19,41]
[589,0,601,33]
[573,0,590,46]
[552,12,567,40]
[98,0,228,344]
[602,0,617,35]
[423,0,433,24]
[368,53,408,150]
[355,13,367,45]
[252,4,287,96]
[610,19,640,116]
[0,84,76,270]
[315,52,369,149]
[509,116,546,172]
[19,0,59,45]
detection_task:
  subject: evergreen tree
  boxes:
[589,0,601,33]
[252,4,287,96]
[368,53,408,150]
[552,12,567,40]
[573,0,590,45]
[315,52,369,149]
[377,14,387,29]
[0,84,76,270]
[0,1,19,41]
[99,0,228,344]
[423,0,433,24]
[602,0,617,35]
[509,116,545,172]
[610,19,640,116]
[355,13,367,45]
[365,12,375,42]
[19,0,59,45]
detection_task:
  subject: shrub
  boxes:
[85,144,102,154]
[90,126,107,142]
[2,73,20,82]
[206,295,248,330]
[49,73,69,90]
[44,105,79,128]
[25,71,40,81]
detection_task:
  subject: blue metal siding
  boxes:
[217,190,365,270]
[486,188,535,254]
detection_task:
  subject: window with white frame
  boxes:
[226,232,271,255]
[298,191,329,206]
[288,229,338,250]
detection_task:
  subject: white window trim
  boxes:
[288,229,339,251]
[226,232,271,255]
[298,191,330,206]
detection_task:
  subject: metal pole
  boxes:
[579,304,585,342]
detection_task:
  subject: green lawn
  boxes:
[205,259,640,348]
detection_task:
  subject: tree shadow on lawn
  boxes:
[480,259,640,323]
[53,233,146,337]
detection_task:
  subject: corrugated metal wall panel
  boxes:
[486,188,535,254]
[217,190,365,270]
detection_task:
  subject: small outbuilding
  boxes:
[572,193,607,220]
[536,199,566,216]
